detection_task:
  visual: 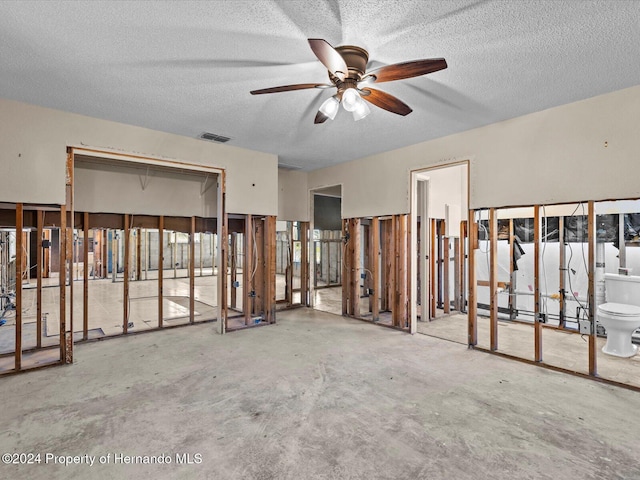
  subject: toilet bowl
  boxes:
[597,274,640,358]
[597,302,640,357]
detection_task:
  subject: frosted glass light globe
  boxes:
[342,88,360,112]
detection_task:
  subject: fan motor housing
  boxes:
[335,45,369,79]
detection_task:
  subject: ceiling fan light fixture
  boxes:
[352,99,371,121]
[342,88,360,112]
[319,95,340,120]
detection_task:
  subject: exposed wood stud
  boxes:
[300,222,309,306]
[189,216,195,324]
[508,218,516,320]
[135,228,142,281]
[442,220,450,314]
[453,237,460,312]
[460,221,467,313]
[83,211,89,340]
[398,215,408,328]
[66,151,74,363]
[286,221,294,307]
[230,232,237,310]
[244,215,253,325]
[266,216,277,323]
[342,219,349,315]
[380,220,391,312]
[558,216,566,328]
[468,210,477,346]
[123,214,130,334]
[389,217,397,322]
[351,218,361,318]
[371,217,380,322]
[158,215,164,328]
[253,219,265,315]
[429,218,436,319]
[15,204,23,371]
[59,204,67,363]
[221,211,228,332]
[588,200,597,376]
[36,210,43,349]
[489,208,498,351]
[534,205,542,362]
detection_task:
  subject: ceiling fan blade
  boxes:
[250,83,331,95]
[361,88,413,116]
[308,38,349,81]
[367,58,447,83]
[314,110,329,124]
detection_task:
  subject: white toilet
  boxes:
[597,273,640,358]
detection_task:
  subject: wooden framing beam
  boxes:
[300,222,309,306]
[15,204,23,371]
[468,210,477,346]
[508,218,516,320]
[59,204,67,363]
[342,219,349,315]
[136,228,142,281]
[389,216,398,325]
[83,211,89,340]
[43,228,51,278]
[371,217,380,322]
[534,205,542,362]
[453,237,460,312]
[158,216,164,328]
[460,221,467,313]
[350,218,361,318]
[429,218,436,319]
[489,208,498,351]
[123,214,130,334]
[363,223,371,312]
[189,216,195,324]
[558,216,566,328]
[36,210,43,349]
[244,215,253,325]
[380,220,391,312]
[66,151,74,363]
[221,211,228,332]
[286,221,294,306]
[253,219,265,315]
[442,220,450,314]
[477,280,510,289]
[230,233,237,310]
[588,201,597,375]
[398,214,408,328]
[264,216,277,323]
[437,219,443,309]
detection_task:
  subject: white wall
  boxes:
[74,159,218,217]
[277,169,309,221]
[0,98,277,215]
[305,85,640,218]
[418,164,468,220]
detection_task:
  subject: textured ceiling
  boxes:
[1,1,639,171]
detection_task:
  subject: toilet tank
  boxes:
[604,273,640,307]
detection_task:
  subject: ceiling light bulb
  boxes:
[352,99,371,121]
[342,88,360,112]
[319,96,340,120]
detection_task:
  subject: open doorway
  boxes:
[310,185,342,315]
[411,162,469,341]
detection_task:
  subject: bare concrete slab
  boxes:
[1,308,639,479]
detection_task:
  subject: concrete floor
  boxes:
[419,312,640,389]
[1,308,639,479]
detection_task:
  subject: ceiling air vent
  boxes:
[199,132,231,143]
[278,163,303,170]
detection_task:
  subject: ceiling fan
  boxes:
[250,39,447,124]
